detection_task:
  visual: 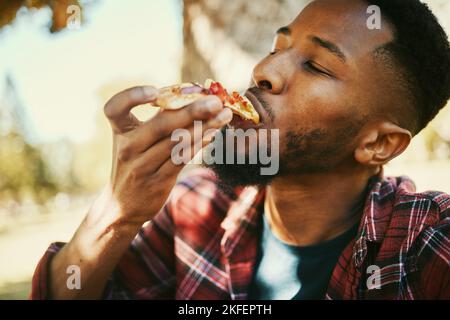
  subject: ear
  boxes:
[354,122,412,166]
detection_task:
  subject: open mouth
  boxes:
[228,89,268,130]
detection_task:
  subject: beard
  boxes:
[202,119,363,192]
[202,126,276,192]
[280,122,364,174]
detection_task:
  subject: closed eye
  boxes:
[303,60,333,78]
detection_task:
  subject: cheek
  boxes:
[270,80,363,155]
[278,79,359,129]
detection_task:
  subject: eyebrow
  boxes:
[310,36,347,62]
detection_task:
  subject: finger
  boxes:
[126,95,224,153]
[132,108,232,175]
[104,86,159,133]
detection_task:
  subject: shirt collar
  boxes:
[353,171,420,266]
[220,186,264,257]
[219,171,419,267]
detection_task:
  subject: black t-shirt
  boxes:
[248,214,359,300]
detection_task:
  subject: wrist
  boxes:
[70,186,144,262]
[88,185,146,230]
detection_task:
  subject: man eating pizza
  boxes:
[32,0,450,300]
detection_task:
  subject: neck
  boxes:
[265,166,378,246]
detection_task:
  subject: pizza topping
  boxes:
[208,81,229,103]
[205,80,259,124]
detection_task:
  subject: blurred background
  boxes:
[0,0,449,299]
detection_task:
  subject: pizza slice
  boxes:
[155,80,260,124]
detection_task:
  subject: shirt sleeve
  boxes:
[414,220,450,299]
[30,204,176,300]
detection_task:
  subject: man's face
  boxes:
[206,0,398,187]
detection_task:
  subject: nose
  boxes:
[252,55,286,94]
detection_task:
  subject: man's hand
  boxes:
[103,86,232,224]
[47,85,232,299]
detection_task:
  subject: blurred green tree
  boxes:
[0,76,58,204]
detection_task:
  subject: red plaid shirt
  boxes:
[31,168,450,300]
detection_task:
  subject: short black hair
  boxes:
[366,0,450,134]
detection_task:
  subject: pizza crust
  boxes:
[156,92,206,110]
[155,84,206,110]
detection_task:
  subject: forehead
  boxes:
[288,0,394,58]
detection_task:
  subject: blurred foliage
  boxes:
[0,0,82,33]
[0,77,62,205]
[72,103,111,193]
[0,131,57,204]
[425,107,450,159]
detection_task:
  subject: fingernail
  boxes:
[215,108,233,123]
